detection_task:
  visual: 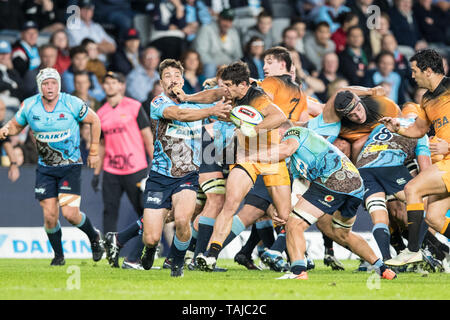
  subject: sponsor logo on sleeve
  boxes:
[78,103,88,119]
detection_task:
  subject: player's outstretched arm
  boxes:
[172,86,227,104]
[380,116,430,138]
[0,118,25,139]
[322,85,385,124]
[163,97,231,122]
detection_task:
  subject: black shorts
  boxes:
[244,175,273,211]
[302,181,362,218]
[35,164,81,201]
[143,170,199,209]
[359,165,412,201]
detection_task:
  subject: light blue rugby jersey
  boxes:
[306,113,341,143]
[151,93,213,178]
[282,126,364,198]
[15,92,88,167]
[356,118,430,169]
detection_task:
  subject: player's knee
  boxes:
[62,210,80,225]
[403,180,421,198]
[142,232,159,247]
[174,215,191,231]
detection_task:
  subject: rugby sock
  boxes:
[270,227,286,254]
[194,217,215,257]
[255,220,275,248]
[372,223,391,261]
[222,215,246,248]
[117,219,142,246]
[406,203,425,252]
[76,212,98,242]
[207,242,223,259]
[290,259,307,275]
[45,221,64,258]
[440,218,450,238]
[390,229,406,254]
[239,224,260,258]
[126,235,144,262]
[171,234,191,267]
[418,219,429,248]
[187,223,198,252]
[323,233,334,256]
[372,258,387,274]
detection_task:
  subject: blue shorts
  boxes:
[302,181,362,218]
[359,166,412,201]
[35,164,81,201]
[144,170,199,209]
[244,175,273,211]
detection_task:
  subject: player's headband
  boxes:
[335,91,361,117]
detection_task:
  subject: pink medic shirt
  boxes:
[97,97,149,175]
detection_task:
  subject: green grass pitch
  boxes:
[0,258,449,300]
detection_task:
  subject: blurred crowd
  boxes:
[0,0,449,167]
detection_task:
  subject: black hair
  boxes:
[410,49,445,75]
[221,61,250,86]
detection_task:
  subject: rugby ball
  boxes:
[230,105,264,128]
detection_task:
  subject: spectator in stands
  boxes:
[194,8,243,78]
[312,0,351,33]
[348,0,374,60]
[413,0,449,55]
[317,52,342,102]
[81,38,107,85]
[331,11,359,54]
[0,41,23,110]
[110,28,141,76]
[290,17,307,54]
[364,51,406,104]
[92,0,135,39]
[66,0,116,62]
[126,46,160,102]
[73,71,101,111]
[147,0,188,61]
[327,77,349,98]
[381,33,410,76]
[369,12,391,58]
[338,26,368,85]
[184,0,213,43]
[22,0,65,33]
[241,36,265,80]
[23,44,58,97]
[62,45,105,101]
[11,21,41,78]
[242,11,276,51]
[389,0,426,53]
[280,26,316,75]
[304,22,336,71]
[0,0,25,32]
[294,54,326,97]
[50,30,71,75]
[180,49,206,94]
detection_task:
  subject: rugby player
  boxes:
[380,49,450,266]
[241,122,397,280]
[195,61,289,271]
[0,67,105,266]
[139,59,231,277]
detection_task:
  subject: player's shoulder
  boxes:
[21,94,42,113]
[151,94,172,108]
